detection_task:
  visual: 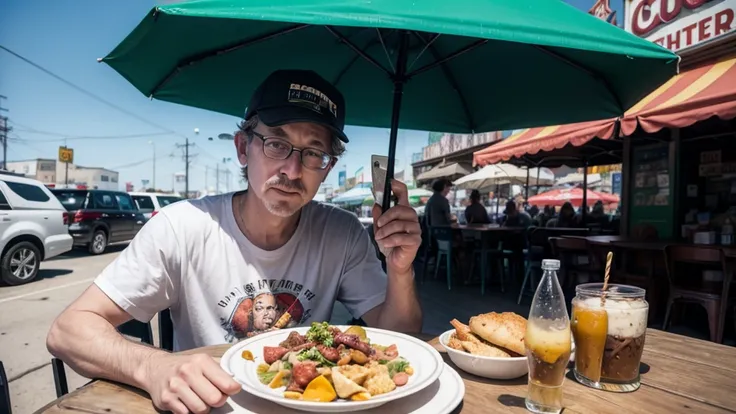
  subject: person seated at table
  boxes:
[502,200,532,228]
[586,200,610,227]
[464,189,491,224]
[425,178,455,226]
[46,70,422,414]
[546,201,577,227]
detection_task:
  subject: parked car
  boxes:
[0,173,73,285]
[50,189,146,255]
[129,192,184,220]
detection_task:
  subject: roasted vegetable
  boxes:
[258,370,278,385]
[268,370,290,389]
[241,350,254,361]
[350,349,369,365]
[344,326,368,342]
[283,391,303,400]
[302,375,337,402]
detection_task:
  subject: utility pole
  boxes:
[0,95,9,170]
[63,139,69,186]
[175,138,196,198]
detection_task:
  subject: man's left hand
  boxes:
[372,180,422,274]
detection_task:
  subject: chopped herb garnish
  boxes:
[305,322,334,346]
[283,361,293,370]
[297,347,336,367]
[387,359,410,378]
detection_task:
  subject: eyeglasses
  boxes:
[250,131,335,170]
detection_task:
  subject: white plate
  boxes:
[214,363,464,414]
[220,326,445,413]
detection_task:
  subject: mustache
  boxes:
[265,175,305,193]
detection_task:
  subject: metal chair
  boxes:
[431,227,456,290]
[1,360,11,414]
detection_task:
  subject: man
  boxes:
[424,178,454,227]
[47,70,422,414]
[502,200,532,228]
[464,189,490,224]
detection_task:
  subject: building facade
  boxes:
[4,158,119,190]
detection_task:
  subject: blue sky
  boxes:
[0,0,622,192]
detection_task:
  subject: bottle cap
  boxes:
[541,259,560,270]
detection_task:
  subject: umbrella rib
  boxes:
[324,26,393,77]
[149,24,309,96]
[533,45,623,111]
[406,39,488,79]
[407,33,440,72]
[412,31,475,131]
[377,29,396,74]
[333,32,396,86]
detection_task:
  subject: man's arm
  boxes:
[47,212,240,414]
[366,180,423,332]
[47,286,239,414]
[361,267,422,332]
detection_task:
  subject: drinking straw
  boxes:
[601,251,613,306]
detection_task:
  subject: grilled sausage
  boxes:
[263,346,289,364]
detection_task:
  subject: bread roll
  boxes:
[469,312,527,355]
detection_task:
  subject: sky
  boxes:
[0,0,622,193]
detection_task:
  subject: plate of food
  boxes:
[220,322,444,413]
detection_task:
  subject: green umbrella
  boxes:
[101,0,678,210]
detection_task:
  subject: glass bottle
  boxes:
[525,259,571,414]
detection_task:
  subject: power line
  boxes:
[10,123,172,141]
[0,45,187,138]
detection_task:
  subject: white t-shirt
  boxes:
[95,193,387,351]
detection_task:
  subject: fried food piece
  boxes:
[363,372,396,396]
[446,333,464,351]
[469,312,527,355]
[450,319,482,343]
[460,341,512,358]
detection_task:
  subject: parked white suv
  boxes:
[0,173,73,285]
[129,192,184,220]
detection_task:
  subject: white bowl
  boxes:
[221,326,444,413]
[438,329,529,380]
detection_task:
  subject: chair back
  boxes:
[118,320,154,345]
[663,245,728,289]
[159,309,175,352]
[631,224,659,241]
[0,361,11,414]
[432,226,454,251]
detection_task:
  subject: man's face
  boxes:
[441,185,451,197]
[252,293,278,330]
[238,121,333,217]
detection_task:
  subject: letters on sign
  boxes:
[625,0,735,52]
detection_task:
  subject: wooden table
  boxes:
[36,330,736,414]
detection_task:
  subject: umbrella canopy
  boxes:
[556,173,602,186]
[331,186,372,205]
[528,188,619,207]
[416,163,473,182]
[362,188,433,207]
[454,164,553,190]
[102,0,678,210]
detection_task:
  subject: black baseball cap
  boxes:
[244,70,349,143]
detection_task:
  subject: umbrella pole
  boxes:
[525,168,530,201]
[382,31,410,213]
[582,160,588,224]
[536,167,540,196]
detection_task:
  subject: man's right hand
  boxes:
[138,353,241,414]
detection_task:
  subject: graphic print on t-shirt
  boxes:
[218,278,317,342]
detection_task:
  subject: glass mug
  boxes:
[571,283,648,393]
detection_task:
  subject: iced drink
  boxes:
[525,259,570,414]
[571,284,648,392]
[526,321,572,412]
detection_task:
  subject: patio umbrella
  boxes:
[416,162,473,182]
[528,188,619,207]
[363,188,433,207]
[331,186,373,205]
[100,0,678,210]
[454,164,554,190]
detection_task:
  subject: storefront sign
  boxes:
[625,0,735,53]
[421,131,502,162]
